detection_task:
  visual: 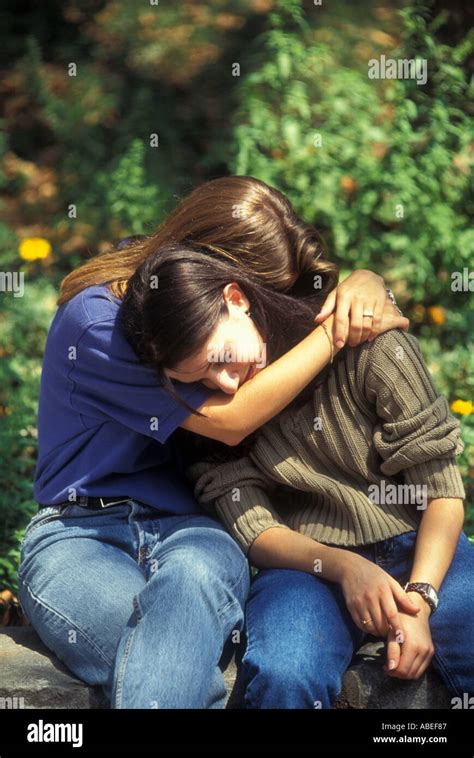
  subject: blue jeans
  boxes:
[241,529,474,708]
[17,499,250,708]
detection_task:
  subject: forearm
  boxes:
[182,315,339,444]
[409,498,465,592]
[249,525,351,583]
[229,316,338,439]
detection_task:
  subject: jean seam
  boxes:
[113,626,137,708]
[240,578,262,708]
[217,558,249,617]
[229,556,250,593]
[131,593,143,622]
[218,598,242,625]
[20,578,114,668]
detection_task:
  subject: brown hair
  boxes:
[58,176,338,305]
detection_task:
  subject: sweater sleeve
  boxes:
[186,456,291,555]
[361,329,465,500]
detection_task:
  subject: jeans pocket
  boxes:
[20,505,71,547]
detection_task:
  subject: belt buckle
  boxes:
[99,497,129,508]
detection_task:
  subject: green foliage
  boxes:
[233,1,473,308]
[0,280,58,591]
[102,139,163,234]
[0,124,19,270]
[230,0,473,527]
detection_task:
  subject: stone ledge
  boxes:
[0,628,451,709]
[333,640,452,709]
[0,627,107,709]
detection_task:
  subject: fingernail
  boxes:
[336,340,345,348]
[388,659,396,670]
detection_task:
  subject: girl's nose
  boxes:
[213,366,241,394]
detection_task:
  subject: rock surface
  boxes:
[0,628,451,709]
[333,640,452,709]
[0,627,107,709]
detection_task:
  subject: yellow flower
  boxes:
[451,399,474,416]
[427,305,446,325]
[19,237,52,261]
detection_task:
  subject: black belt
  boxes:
[39,496,131,510]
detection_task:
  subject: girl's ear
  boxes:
[222,282,250,312]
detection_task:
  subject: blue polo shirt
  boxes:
[33,284,213,513]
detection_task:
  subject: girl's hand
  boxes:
[339,552,420,637]
[315,270,409,348]
[385,598,435,679]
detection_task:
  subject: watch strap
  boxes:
[404,581,438,614]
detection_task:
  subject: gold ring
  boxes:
[360,617,372,626]
[363,312,374,318]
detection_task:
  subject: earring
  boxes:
[247,309,252,318]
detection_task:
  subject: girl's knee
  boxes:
[242,643,343,709]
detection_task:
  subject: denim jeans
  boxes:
[17,499,250,708]
[240,529,474,708]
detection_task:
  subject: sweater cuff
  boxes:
[403,457,466,501]
[215,484,292,556]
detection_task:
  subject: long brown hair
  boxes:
[58,176,338,305]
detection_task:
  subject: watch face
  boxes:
[419,584,438,608]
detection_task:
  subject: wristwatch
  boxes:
[386,288,404,316]
[404,582,439,614]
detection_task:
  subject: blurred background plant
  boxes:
[0,0,472,598]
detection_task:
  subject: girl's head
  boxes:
[58,176,338,305]
[120,244,328,411]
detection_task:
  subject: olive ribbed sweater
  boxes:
[187,330,465,555]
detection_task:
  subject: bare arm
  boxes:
[249,525,351,581]
[385,498,465,680]
[407,497,464,593]
[181,315,339,446]
[249,527,420,635]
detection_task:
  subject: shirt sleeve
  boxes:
[187,456,291,555]
[70,319,213,444]
[360,329,465,500]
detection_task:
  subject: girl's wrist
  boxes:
[406,590,432,617]
[319,545,357,584]
[313,314,341,364]
[320,320,334,364]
